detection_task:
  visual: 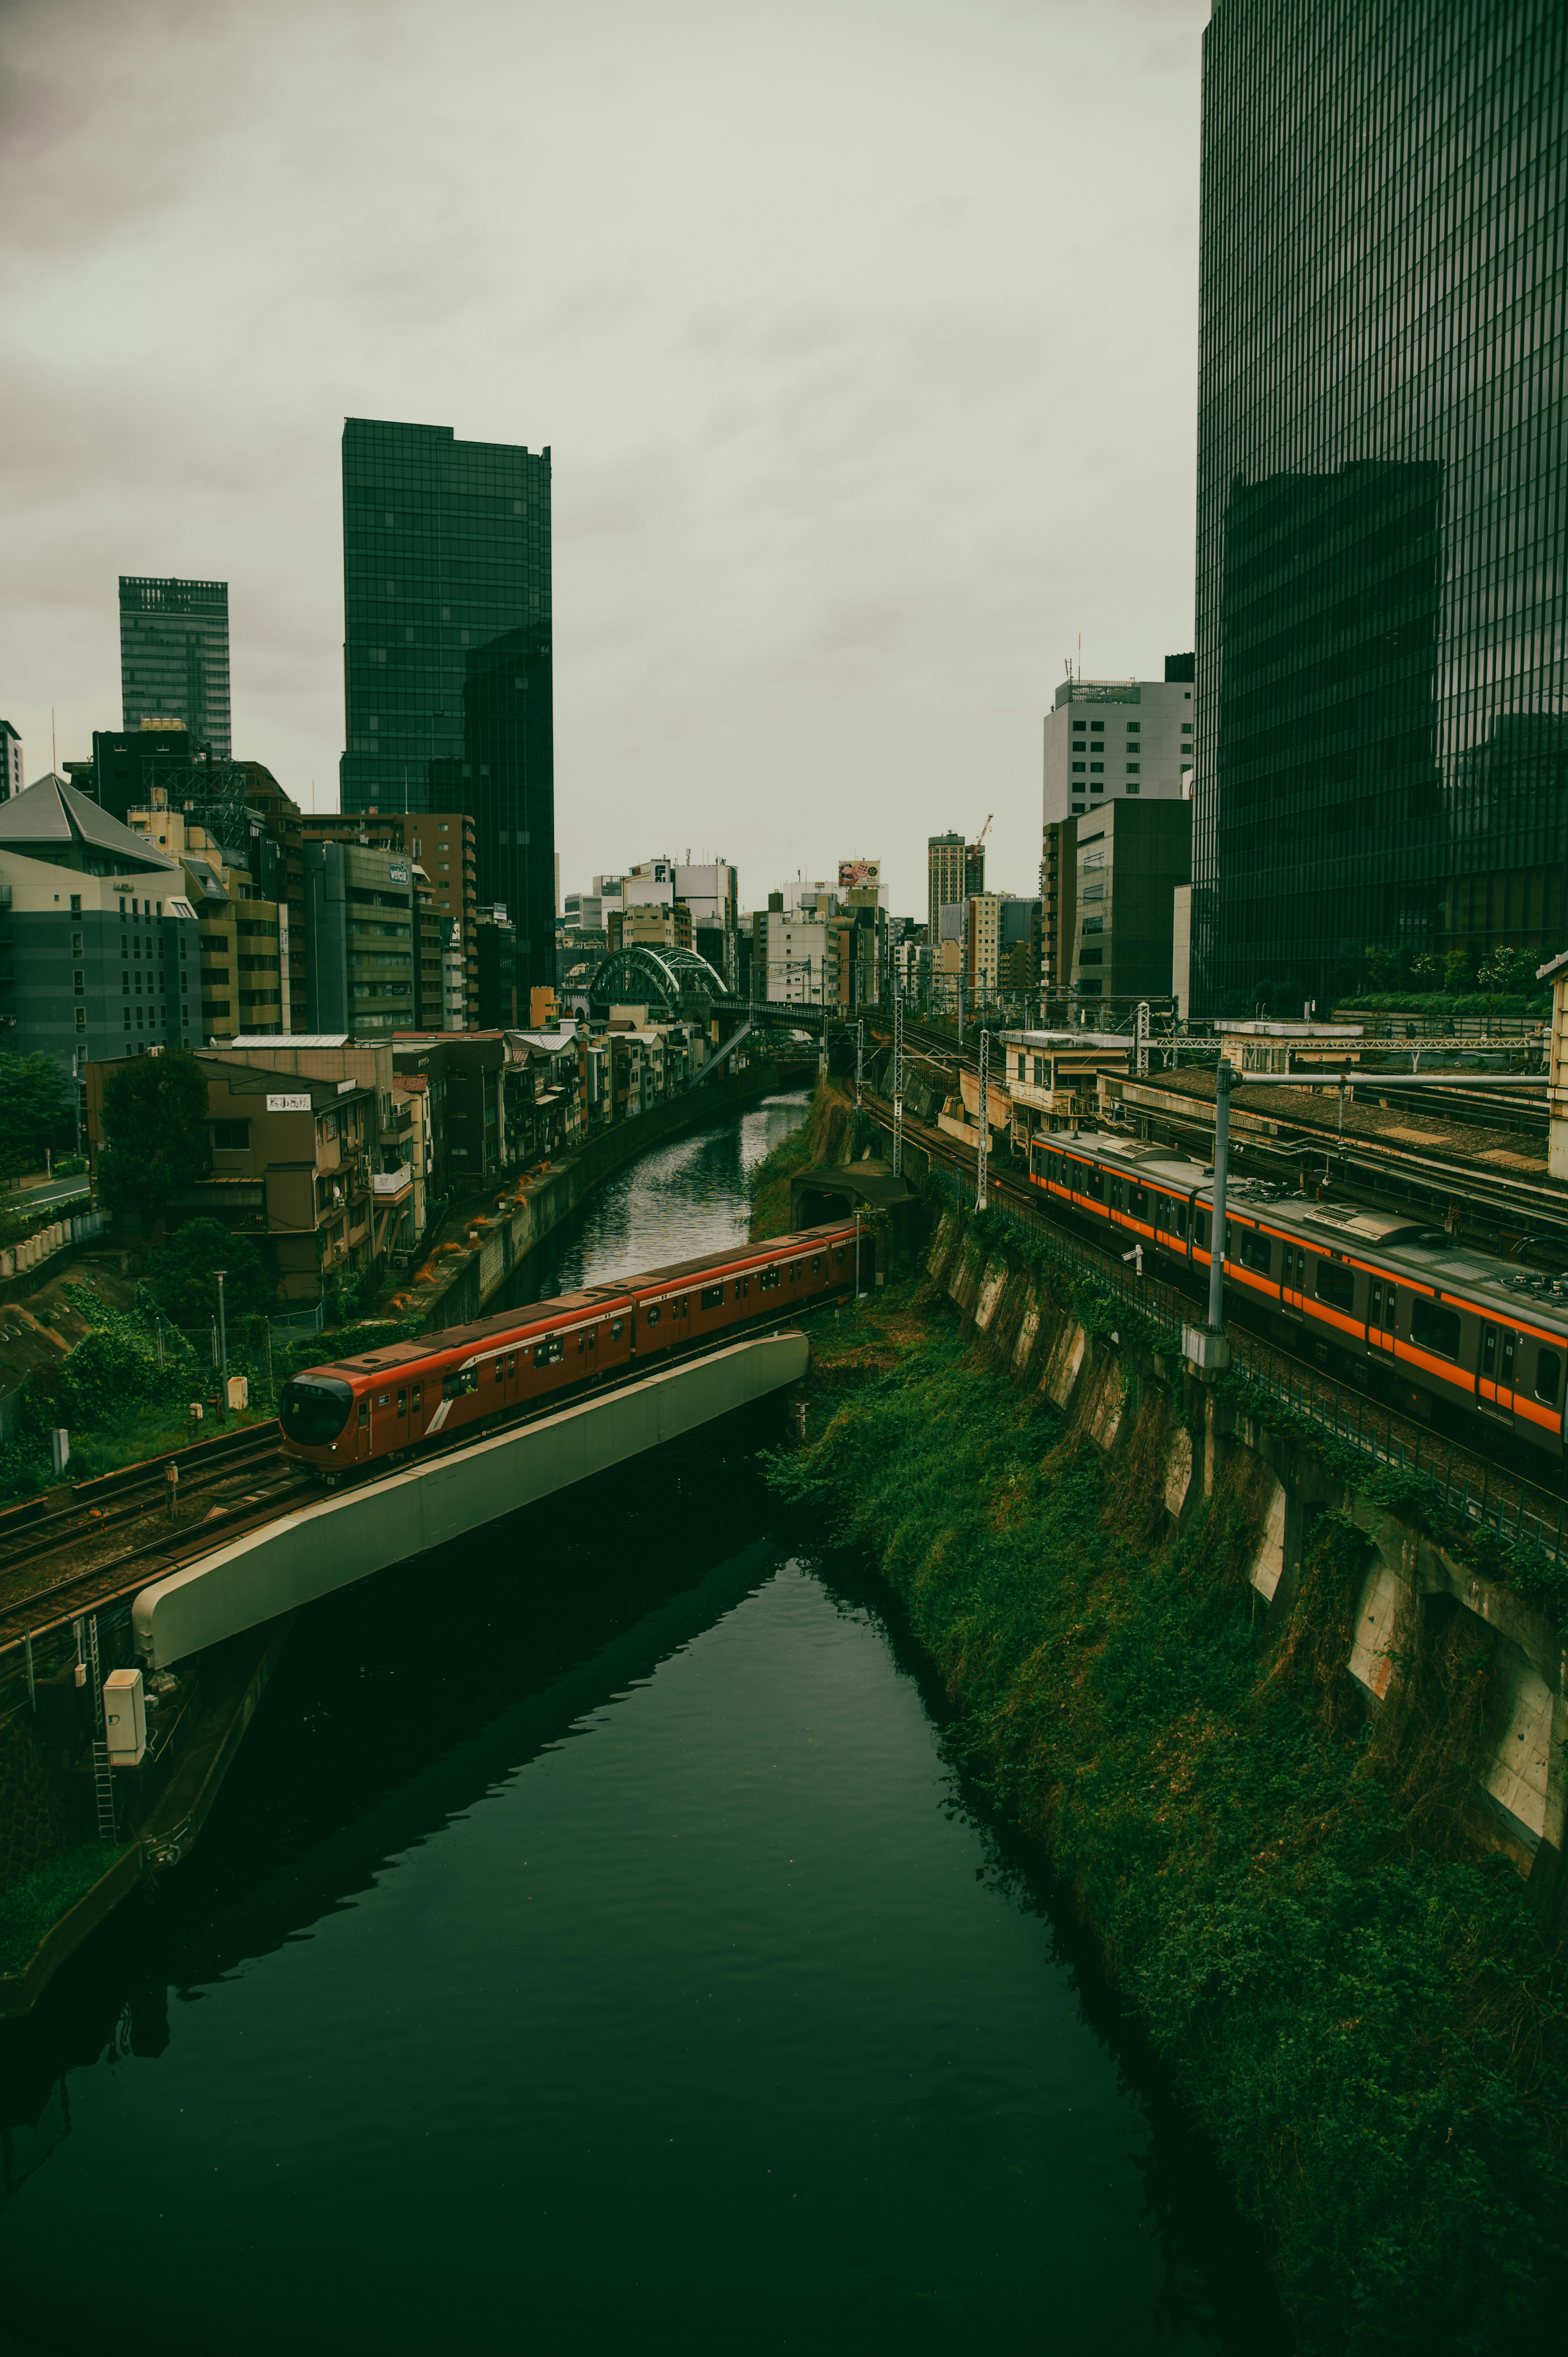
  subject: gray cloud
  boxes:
[0,0,1207,912]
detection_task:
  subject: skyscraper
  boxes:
[119,578,232,756]
[1192,1,1567,1012]
[339,417,555,996]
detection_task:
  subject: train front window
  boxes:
[280,1375,355,1447]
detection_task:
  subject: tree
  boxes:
[1477,945,1539,998]
[0,1053,70,1169]
[1443,946,1475,992]
[1364,944,1397,992]
[96,1050,210,1218]
[145,1220,279,1327]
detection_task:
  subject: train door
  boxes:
[575,1323,601,1378]
[410,1379,425,1436]
[356,1394,371,1460]
[1281,1244,1307,1315]
[1478,1323,1517,1423]
[392,1386,411,1452]
[1367,1278,1397,1359]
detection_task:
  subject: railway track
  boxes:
[858,1081,1568,1517]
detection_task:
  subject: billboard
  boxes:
[838,859,880,890]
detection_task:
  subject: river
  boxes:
[0,1092,1283,2354]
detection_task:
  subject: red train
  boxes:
[278,1219,864,1475]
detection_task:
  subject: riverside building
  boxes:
[1192,0,1568,1010]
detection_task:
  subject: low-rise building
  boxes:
[1214,1019,1364,1073]
[0,775,200,1084]
[1000,1030,1134,1148]
[86,1037,390,1298]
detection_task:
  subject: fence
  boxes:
[0,1206,104,1284]
[927,1155,1568,1572]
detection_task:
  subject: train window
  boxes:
[1501,1331,1517,1386]
[611,1321,624,1339]
[396,1391,406,1414]
[411,1384,422,1409]
[1239,1231,1271,1274]
[497,1359,507,1380]
[811,1257,821,1273]
[646,1307,662,1327]
[834,1249,846,1265]
[359,1398,368,1422]
[1170,1202,1186,1238]
[1369,1281,1382,1322]
[1382,1288,1396,1330]
[1481,1325,1497,1378]
[577,1333,587,1353]
[443,1367,480,1397]
[1410,1297,1461,1359]
[760,1269,781,1291]
[1129,1185,1147,1218]
[1315,1262,1356,1313]
[533,1338,565,1366]
[505,1357,515,1377]
[788,1262,801,1280]
[1085,1168,1104,1201]
[1536,1349,1561,1405]
[1195,1213,1208,1249]
[702,1284,725,1309]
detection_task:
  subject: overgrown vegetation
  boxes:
[746,1081,846,1239]
[0,1841,130,1978]
[95,1049,210,1219]
[766,1274,1568,2354]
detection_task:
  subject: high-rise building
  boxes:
[339,417,555,997]
[1043,660,1194,825]
[119,578,232,756]
[1,720,23,800]
[1192,1,1568,1012]
[927,832,984,942]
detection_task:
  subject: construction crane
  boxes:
[969,812,993,858]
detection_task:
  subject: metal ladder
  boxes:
[80,1614,116,1844]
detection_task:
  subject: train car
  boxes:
[1025,1126,1568,1462]
[278,1218,864,1476]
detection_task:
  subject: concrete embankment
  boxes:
[400,1056,800,1332]
[775,1175,1568,2357]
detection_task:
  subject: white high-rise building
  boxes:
[1042,661,1195,827]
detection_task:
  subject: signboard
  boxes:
[388,862,411,886]
[265,1093,311,1113]
[838,860,880,889]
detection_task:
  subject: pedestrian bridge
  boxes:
[132,1330,808,1668]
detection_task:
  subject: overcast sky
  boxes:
[0,0,1207,918]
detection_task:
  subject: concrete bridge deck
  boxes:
[132,1329,809,1668]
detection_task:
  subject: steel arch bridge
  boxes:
[585,943,731,1019]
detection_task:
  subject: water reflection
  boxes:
[0,1094,1285,2355]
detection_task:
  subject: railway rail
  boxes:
[857,1081,1568,1555]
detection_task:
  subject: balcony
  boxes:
[372,1164,413,1202]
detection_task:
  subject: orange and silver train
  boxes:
[1025,1127,1568,1461]
[279,1220,864,1475]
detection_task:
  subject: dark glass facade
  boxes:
[340,419,555,994]
[1193,1,1567,1012]
[120,578,232,757]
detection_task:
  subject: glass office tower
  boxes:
[119,578,232,757]
[1192,1,1567,1012]
[339,418,555,995]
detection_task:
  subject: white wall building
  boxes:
[1043,665,1195,826]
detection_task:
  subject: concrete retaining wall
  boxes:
[924,1205,1568,1903]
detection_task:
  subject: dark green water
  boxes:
[0,1096,1283,2354]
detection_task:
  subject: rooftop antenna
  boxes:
[51,707,57,774]
[1077,632,1082,683]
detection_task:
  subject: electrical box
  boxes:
[104,1668,147,1767]
[226,1374,249,1412]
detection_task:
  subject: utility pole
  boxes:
[1206,1060,1232,1336]
[214,1269,228,1379]
[892,988,904,1177]
[855,1018,864,1114]
[958,970,966,1048]
[975,1028,990,1213]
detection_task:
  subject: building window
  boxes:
[1071,761,1086,774]
[1091,780,1104,793]
[1090,762,1103,772]
[70,894,81,916]
[1127,781,1141,794]
[75,1007,86,1030]
[73,971,84,995]
[212,1120,251,1150]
